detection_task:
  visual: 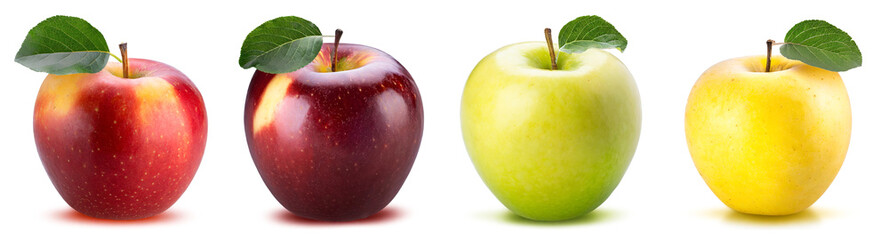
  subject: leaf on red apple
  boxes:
[558,15,627,53]
[239,16,323,74]
[780,20,862,72]
[14,15,111,75]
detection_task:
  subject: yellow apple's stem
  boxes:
[544,28,557,70]
[119,43,129,78]
[331,29,343,72]
[766,39,774,72]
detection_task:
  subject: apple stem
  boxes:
[119,43,129,78]
[331,29,343,72]
[544,28,557,70]
[765,39,774,72]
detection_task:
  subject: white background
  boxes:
[1,0,886,238]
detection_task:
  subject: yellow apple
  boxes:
[685,55,851,216]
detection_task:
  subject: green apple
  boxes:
[461,41,641,221]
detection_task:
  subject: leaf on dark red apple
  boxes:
[780,20,862,72]
[239,16,323,74]
[14,15,111,75]
[558,15,627,53]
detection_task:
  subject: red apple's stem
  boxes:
[119,43,129,78]
[331,29,343,72]
[544,28,557,70]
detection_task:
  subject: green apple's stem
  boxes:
[331,29,343,72]
[544,28,557,70]
[119,43,129,78]
[766,39,774,72]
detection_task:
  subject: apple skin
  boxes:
[245,43,423,221]
[33,58,207,220]
[461,42,641,221]
[685,55,850,216]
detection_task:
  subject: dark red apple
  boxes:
[244,43,423,221]
[34,59,207,220]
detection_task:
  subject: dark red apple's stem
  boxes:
[331,29,343,72]
[119,43,129,78]
[544,28,557,70]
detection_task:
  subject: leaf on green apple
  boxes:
[558,15,627,53]
[14,15,111,75]
[780,20,862,72]
[239,16,323,74]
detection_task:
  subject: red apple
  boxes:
[244,43,423,221]
[34,58,207,220]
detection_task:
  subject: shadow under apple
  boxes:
[479,209,619,226]
[706,208,836,226]
[56,209,181,225]
[275,207,403,226]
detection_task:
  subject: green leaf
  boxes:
[14,15,111,75]
[780,20,862,72]
[239,16,323,74]
[558,15,627,53]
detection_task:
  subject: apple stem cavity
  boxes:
[119,43,129,78]
[331,29,343,72]
[544,28,558,70]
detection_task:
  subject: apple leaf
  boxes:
[239,16,323,74]
[14,15,111,75]
[558,15,627,53]
[780,20,862,72]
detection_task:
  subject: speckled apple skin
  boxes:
[245,44,423,221]
[34,59,207,220]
